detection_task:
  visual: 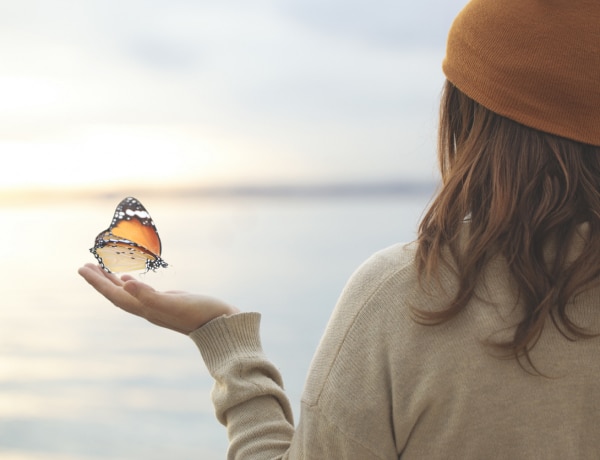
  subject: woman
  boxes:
[79,0,600,457]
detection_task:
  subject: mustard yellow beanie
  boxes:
[443,0,600,146]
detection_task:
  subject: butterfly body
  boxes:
[90,197,168,273]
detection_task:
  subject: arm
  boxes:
[78,261,394,459]
[78,264,295,458]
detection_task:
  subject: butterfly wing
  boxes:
[91,232,168,273]
[107,197,162,255]
[89,197,168,273]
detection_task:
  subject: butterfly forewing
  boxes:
[110,218,162,256]
[109,197,162,255]
[89,197,168,273]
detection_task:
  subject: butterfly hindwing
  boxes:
[90,197,168,273]
[93,236,165,273]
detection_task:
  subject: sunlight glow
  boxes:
[0,77,64,114]
[0,125,233,189]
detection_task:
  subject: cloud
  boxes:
[0,0,468,187]
[277,0,468,49]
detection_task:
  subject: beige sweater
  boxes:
[190,241,600,459]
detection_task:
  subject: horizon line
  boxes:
[0,179,438,205]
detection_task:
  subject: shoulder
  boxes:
[333,241,422,322]
[353,240,419,281]
[302,241,424,395]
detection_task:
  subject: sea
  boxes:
[0,187,433,459]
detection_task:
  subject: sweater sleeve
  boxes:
[189,312,295,459]
[189,311,390,460]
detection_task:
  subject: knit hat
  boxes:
[443,0,600,147]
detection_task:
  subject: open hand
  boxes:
[78,263,239,334]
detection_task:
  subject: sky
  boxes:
[0,0,470,192]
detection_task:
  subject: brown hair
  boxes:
[415,80,600,370]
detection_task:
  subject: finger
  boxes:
[122,279,171,318]
[99,266,130,288]
[78,265,141,311]
[78,264,118,290]
[78,264,107,285]
[80,263,126,288]
[122,280,174,317]
[124,281,188,314]
[122,279,155,299]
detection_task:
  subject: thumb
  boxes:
[123,280,154,298]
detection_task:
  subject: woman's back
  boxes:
[300,239,600,458]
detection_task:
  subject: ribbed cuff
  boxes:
[188,312,263,372]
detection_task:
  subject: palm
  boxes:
[78,263,238,334]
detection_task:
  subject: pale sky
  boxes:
[0,0,469,191]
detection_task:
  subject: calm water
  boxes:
[0,192,432,459]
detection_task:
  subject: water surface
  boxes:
[0,192,431,459]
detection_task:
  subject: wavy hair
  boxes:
[416,80,600,371]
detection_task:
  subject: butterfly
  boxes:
[90,196,168,273]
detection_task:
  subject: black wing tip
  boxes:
[145,257,169,272]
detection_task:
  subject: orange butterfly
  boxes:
[90,197,168,273]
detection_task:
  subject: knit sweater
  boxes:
[189,241,600,459]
